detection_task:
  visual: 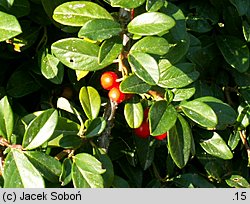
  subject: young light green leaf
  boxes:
[131,36,169,55]
[199,132,233,160]
[24,151,62,183]
[0,96,14,141]
[128,12,175,36]
[172,87,196,101]
[180,100,217,129]
[128,52,159,85]
[53,1,113,26]
[146,0,165,12]
[79,86,101,120]
[149,101,177,136]
[110,0,146,8]
[124,100,143,128]
[22,109,58,150]
[3,149,45,188]
[72,153,105,188]
[85,117,106,138]
[0,11,22,42]
[168,114,192,169]
[51,38,105,71]
[216,35,249,73]
[78,19,121,41]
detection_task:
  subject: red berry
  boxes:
[154,132,168,141]
[108,85,126,103]
[100,71,119,90]
[134,121,150,139]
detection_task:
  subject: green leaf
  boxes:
[53,1,113,26]
[120,74,151,94]
[131,36,169,55]
[216,35,249,73]
[6,69,41,98]
[229,0,250,16]
[79,86,101,120]
[24,151,62,183]
[134,136,156,170]
[78,19,121,41]
[85,117,106,138]
[124,100,143,128]
[172,87,196,101]
[94,148,114,188]
[128,52,159,85]
[199,132,233,160]
[228,131,241,150]
[110,0,145,8]
[0,11,22,42]
[158,61,200,88]
[1,0,30,18]
[0,96,14,141]
[243,20,250,42]
[72,153,105,188]
[149,101,177,136]
[174,173,215,188]
[112,175,130,188]
[146,0,165,12]
[40,51,64,84]
[128,12,175,36]
[168,114,192,169]
[3,149,45,188]
[195,96,237,130]
[180,100,218,129]
[60,158,72,186]
[51,38,105,71]
[225,175,250,188]
[98,36,123,66]
[22,109,58,150]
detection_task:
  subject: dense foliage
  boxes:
[0,0,250,188]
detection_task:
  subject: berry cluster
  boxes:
[100,71,126,103]
[134,108,168,141]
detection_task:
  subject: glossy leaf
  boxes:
[195,96,237,130]
[98,36,123,66]
[146,0,165,12]
[1,0,30,18]
[128,52,159,85]
[216,35,249,73]
[40,52,64,84]
[120,74,151,94]
[53,1,113,26]
[180,100,218,129]
[79,86,101,120]
[172,87,196,101]
[159,61,199,88]
[168,114,192,169]
[128,12,175,36]
[51,38,105,71]
[124,100,143,128]
[0,96,14,141]
[85,117,106,138]
[72,153,105,188]
[225,175,250,188]
[112,175,130,188]
[24,151,62,183]
[229,0,250,16]
[60,158,72,186]
[3,149,44,188]
[22,109,58,150]
[131,36,169,55]
[78,19,121,41]
[149,101,177,136]
[199,132,233,160]
[0,11,22,42]
[243,20,250,42]
[110,0,145,8]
